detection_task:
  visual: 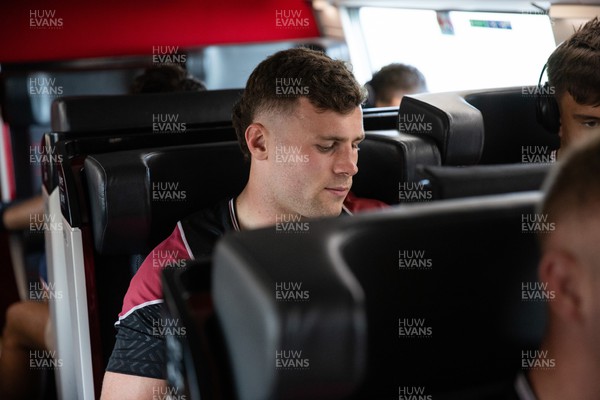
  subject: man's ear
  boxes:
[539,249,583,322]
[245,123,268,161]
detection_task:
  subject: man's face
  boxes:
[570,215,600,364]
[546,213,600,363]
[260,97,364,219]
[558,92,600,155]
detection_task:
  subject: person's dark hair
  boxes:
[547,17,600,107]
[131,65,206,94]
[232,47,367,160]
[539,134,600,246]
[369,63,427,105]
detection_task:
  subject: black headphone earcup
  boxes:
[535,82,560,134]
[364,81,376,108]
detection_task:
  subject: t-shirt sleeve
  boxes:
[105,303,166,379]
[106,222,194,379]
[117,222,194,321]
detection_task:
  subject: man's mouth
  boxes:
[325,186,350,197]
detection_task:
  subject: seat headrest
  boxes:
[418,163,552,200]
[399,93,484,165]
[353,131,441,204]
[213,192,546,397]
[83,141,248,254]
[52,89,243,132]
[464,87,560,164]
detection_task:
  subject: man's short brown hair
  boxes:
[547,17,600,107]
[370,63,427,105]
[232,47,367,160]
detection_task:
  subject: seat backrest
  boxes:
[212,192,546,399]
[84,141,249,255]
[464,87,560,164]
[163,261,237,400]
[44,90,235,397]
[362,107,400,131]
[80,141,250,380]
[418,163,552,200]
[339,193,546,398]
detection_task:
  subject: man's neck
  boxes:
[235,184,283,231]
[529,336,600,400]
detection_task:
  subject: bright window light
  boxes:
[359,8,557,92]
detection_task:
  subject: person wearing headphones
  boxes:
[505,17,600,400]
[536,17,600,158]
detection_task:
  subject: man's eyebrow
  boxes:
[573,114,600,120]
[317,133,366,142]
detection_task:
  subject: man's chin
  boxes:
[301,203,343,220]
[315,202,344,219]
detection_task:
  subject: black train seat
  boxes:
[209,192,546,399]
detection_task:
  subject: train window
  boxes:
[357,8,556,91]
[190,42,295,89]
[188,40,347,90]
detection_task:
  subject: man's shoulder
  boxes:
[179,198,235,259]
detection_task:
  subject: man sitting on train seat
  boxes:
[511,135,600,400]
[100,47,387,399]
[544,17,600,158]
[367,63,427,108]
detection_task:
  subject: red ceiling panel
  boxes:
[0,0,320,63]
